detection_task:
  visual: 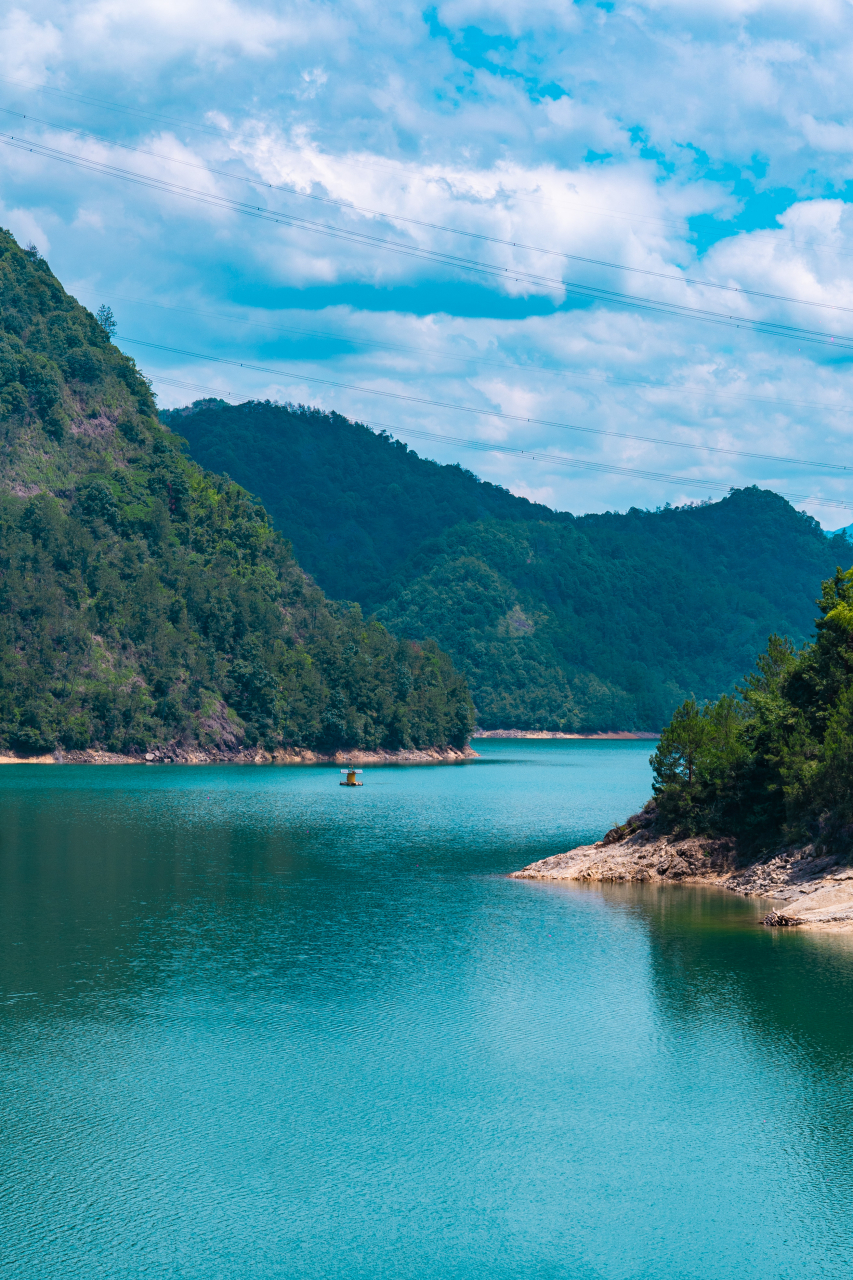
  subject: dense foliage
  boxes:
[0,230,473,755]
[651,569,853,854]
[169,399,850,732]
[164,397,555,606]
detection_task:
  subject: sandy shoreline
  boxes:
[0,744,478,766]
[511,826,853,933]
[471,730,660,740]
[0,733,658,762]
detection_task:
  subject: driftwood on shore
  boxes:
[511,812,853,933]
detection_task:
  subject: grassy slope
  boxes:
[0,232,473,755]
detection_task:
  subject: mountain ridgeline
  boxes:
[167,399,851,733]
[0,230,473,757]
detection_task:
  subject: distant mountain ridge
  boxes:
[163,397,558,606]
[168,399,851,733]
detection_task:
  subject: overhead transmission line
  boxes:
[146,358,853,512]
[146,364,853,512]
[0,79,687,231]
[111,291,853,418]
[0,77,227,138]
[3,129,853,354]
[361,423,853,512]
[149,373,240,399]
[6,75,850,262]
[6,99,851,500]
[5,105,853,320]
[143,366,853,512]
[119,333,852,476]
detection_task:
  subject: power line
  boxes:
[144,367,853,512]
[6,104,853,321]
[0,76,226,138]
[147,375,853,512]
[5,129,853,353]
[363,423,853,512]
[6,80,850,272]
[0,76,687,230]
[6,96,853,303]
[110,290,853,418]
[119,332,853,487]
[150,373,240,399]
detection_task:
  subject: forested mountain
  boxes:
[0,230,473,756]
[651,569,853,855]
[163,397,557,606]
[170,399,851,732]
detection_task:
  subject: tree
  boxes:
[651,698,708,790]
[95,305,117,340]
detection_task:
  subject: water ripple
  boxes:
[2,743,853,1278]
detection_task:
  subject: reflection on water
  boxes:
[1,742,852,1278]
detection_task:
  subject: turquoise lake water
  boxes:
[2,739,853,1278]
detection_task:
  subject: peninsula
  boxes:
[514,569,853,932]
[511,805,853,931]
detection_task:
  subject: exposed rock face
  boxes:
[511,817,853,932]
[1,744,477,766]
[510,829,738,886]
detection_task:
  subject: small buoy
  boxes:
[340,767,363,787]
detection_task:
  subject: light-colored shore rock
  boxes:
[471,729,659,740]
[0,744,478,766]
[511,825,853,932]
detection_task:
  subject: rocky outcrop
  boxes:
[0,744,478,765]
[510,828,738,886]
[511,813,853,932]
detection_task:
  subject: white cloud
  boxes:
[4,0,853,522]
[433,0,581,37]
[69,0,333,63]
[0,9,61,79]
[800,115,853,155]
[72,207,105,231]
[297,65,328,99]
[0,201,51,256]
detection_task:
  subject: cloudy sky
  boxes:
[2,0,853,523]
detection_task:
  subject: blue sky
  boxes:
[2,0,853,523]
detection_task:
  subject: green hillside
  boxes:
[0,231,473,756]
[651,569,853,855]
[170,399,850,732]
[163,398,558,606]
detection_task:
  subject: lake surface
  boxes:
[2,740,853,1279]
